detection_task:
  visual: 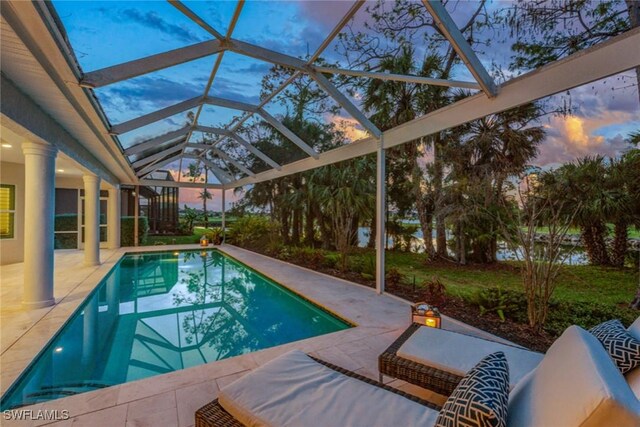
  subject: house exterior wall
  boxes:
[0,161,25,265]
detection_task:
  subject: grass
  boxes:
[526,224,640,238]
[144,227,223,246]
[384,251,638,307]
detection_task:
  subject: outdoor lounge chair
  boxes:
[195,354,442,427]
[378,323,544,396]
[195,326,640,427]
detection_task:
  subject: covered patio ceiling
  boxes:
[3,1,638,191]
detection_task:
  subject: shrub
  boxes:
[469,287,527,322]
[227,216,280,250]
[323,253,341,269]
[121,216,149,246]
[206,227,224,245]
[422,276,447,308]
[348,254,375,276]
[385,267,405,287]
[544,300,638,337]
[288,247,326,269]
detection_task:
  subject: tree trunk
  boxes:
[582,222,611,266]
[433,135,447,257]
[417,199,435,259]
[611,219,628,268]
[304,200,316,246]
[203,198,208,229]
[367,217,376,248]
[291,208,301,245]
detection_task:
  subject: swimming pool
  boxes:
[1,249,351,409]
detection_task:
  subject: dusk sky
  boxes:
[51,1,639,209]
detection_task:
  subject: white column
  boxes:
[134,185,139,246]
[375,136,386,294]
[221,188,226,244]
[83,174,101,266]
[22,142,57,308]
[108,184,121,249]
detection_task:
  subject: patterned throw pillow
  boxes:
[590,319,640,374]
[435,352,510,427]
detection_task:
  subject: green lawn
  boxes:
[528,224,640,238]
[144,227,223,246]
[385,251,638,307]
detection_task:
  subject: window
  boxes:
[0,184,15,239]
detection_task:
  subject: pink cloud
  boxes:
[534,114,632,168]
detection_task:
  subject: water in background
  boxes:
[357,226,590,265]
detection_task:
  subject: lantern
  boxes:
[424,307,442,328]
[200,234,209,247]
[411,302,441,328]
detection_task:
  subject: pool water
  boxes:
[1,250,350,409]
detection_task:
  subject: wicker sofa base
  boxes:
[195,355,441,427]
[379,323,465,396]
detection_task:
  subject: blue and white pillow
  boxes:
[590,319,640,374]
[435,352,510,427]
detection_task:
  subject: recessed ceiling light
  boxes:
[57,169,65,173]
[1,143,12,148]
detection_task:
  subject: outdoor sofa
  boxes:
[378,322,544,396]
[195,323,640,427]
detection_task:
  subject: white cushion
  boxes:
[397,326,543,388]
[625,316,640,398]
[627,316,640,340]
[218,350,439,427]
[626,368,640,400]
[507,325,640,427]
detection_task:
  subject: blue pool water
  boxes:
[1,250,350,409]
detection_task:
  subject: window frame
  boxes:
[0,183,16,240]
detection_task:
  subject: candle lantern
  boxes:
[200,234,210,247]
[411,302,442,328]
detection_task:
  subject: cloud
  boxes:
[96,76,204,120]
[326,114,368,142]
[534,115,631,168]
[118,9,204,44]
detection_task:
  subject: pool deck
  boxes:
[1,244,515,426]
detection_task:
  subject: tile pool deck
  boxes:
[1,245,515,426]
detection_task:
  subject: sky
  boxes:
[51,0,639,209]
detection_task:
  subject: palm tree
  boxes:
[362,48,450,259]
[443,101,545,263]
[309,158,375,271]
[198,189,212,229]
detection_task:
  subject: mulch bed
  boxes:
[247,246,556,352]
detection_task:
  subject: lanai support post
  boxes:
[375,136,386,295]
[134,185,139,247]
[221,188,226,244]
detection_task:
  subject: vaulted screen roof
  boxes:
[45,0,640,189]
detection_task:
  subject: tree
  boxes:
[503,0,639,104]
[497,174,579,332]
[443,101,545,263]
[182,205,198,234]
[309,158,375,271]
[340,0,493,259]
[198,189,213,229]
[361,47,448,259]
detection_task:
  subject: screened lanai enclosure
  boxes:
[1,0,639,305]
